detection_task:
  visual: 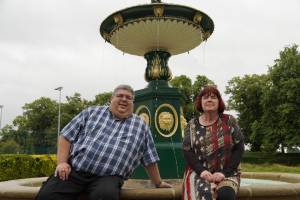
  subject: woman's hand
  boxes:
[212,172,225,183]
[200,170,213,182]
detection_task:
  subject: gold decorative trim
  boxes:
[180,107,187,138]
[151,54,161,79]
[135,105,151,126]
[203,31,211,41]
[110,16,203,36]
[109,17,205,56]
[113,13,124,25]
[153,5,164,17]
[193,13,203,23]
[155,104,178,137]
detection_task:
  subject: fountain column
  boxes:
[100,1,214,178]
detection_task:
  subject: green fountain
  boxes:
[100,0,214,179]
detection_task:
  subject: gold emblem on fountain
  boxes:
[139,113,150,125]
[158,112,174,131]
[155,104,178,137]
[135,105,151,126]
[153,5,164,17]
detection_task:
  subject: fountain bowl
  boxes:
[1,172,300,200]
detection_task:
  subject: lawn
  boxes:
[242,163,300,174]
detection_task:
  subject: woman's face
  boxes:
[201,92,219,113]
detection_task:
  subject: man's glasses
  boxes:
[115,94,134,101]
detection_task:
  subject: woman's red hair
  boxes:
[194,85,225,113]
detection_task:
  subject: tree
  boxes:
[0,125,16,142]
[170,75,214,121]
[225,74,268,151]
[13,97,57,153]
[226,44,300,153]
[169,75,192,102]
[0,139,21,154]
[261,44,300,153]
[91,92,112,106]
[192,75,214,98]
[0,124,35,153]
[61,93,90,128]
[170,75,193,121]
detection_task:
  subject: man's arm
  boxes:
[144,163,172,188]
[55,135,72,180]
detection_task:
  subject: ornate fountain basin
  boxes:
[1,172,300,200]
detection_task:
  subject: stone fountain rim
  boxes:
[1,172,300,199]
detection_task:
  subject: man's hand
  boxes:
[200,170,213,182]
[211,172,225,183]
[156,181,172,188]
[54,162,71,181]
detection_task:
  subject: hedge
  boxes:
[0,152,299,181]
[0,154,56,181]
[242,152,300,165]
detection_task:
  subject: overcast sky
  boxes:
[0,0,299,127]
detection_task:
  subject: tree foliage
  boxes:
[91,92,112,106]
[225,74,268,151]
[226,44,300,153]
[0,139,21,153]
[11,97,57,153]
[0,91,114,154]
[61,93,90,128]
[261,44,300,152]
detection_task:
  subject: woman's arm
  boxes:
[222,115,245,176]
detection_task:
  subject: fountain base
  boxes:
[1,173,300,200]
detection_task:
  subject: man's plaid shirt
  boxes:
[61,106,159,179]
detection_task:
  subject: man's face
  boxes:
[109,89,134,119]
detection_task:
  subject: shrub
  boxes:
[0,154,56,181]
[242,152,300,165]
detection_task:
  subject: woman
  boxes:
[182,85,244,200]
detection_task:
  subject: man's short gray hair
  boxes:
[113,84,135,97]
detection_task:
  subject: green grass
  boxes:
[242,163,300,174]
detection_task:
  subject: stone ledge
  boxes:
[1,172,300,200]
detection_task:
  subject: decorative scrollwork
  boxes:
[113,13,124,25]
[153,5,164,17]
[193,13,203,23]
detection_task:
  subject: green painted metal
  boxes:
[133,80,186,179]
[144,51,172,82]
[100,3,214,45]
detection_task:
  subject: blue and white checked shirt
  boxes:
[61,106,159,179]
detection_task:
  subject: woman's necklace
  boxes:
[199,115,219,127]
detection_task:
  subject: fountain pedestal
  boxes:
[100,0,214,178]
[133,80,185,178]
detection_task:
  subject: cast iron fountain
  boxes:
[100,0,214,178]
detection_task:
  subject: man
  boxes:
[36,84,171,200]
